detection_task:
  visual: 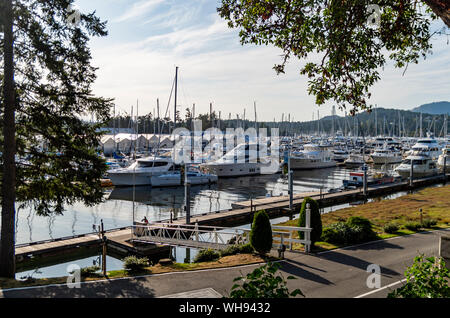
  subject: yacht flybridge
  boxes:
[202,142,277,177]
[289,144,336,169]
[370,146,403,164]
[409,137,442,160]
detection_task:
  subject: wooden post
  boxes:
[100,219,107,276]
[185,164,191,224]
[289,171,293,211]
[420,208,423,226]
[363,164,368,196]
[444,156,447,184]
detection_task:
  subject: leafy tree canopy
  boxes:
[217,0,449,115]
[0,0,114,216]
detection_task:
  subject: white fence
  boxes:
[131,204,313,253]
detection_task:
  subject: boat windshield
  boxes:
[137,161,169,168]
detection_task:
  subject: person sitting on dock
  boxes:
[141,216,149,225]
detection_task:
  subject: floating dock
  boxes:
[15,227,170,264]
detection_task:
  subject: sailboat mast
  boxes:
[174,66,179,130]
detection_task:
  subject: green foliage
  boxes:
[321,217,377,245]
[383,223,399,234]
[220,244,254,257]
[80,265,100,277]
[229,262,304,298]
[123,256,149,273]
[404,222,422,231]
[218,0,439,113]
[0,0,114,216]
[250,210,273,255]
[422,218,438,228]
[298,197,322,246]
[388,255,450,298]
[193,249,220,263]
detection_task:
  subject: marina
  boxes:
[14,171,449,268]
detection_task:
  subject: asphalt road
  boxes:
[1,229,448,298]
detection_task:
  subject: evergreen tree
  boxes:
[0,0,113,277]
[250,210,273,255]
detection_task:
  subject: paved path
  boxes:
[1,229,448,298]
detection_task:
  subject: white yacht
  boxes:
[332,147,349,163]
[289,144,336,170]
[370,146,403,164]
[394,151,439,179]
[409,137,441,160]
[151,169,218,187]
[108,156,174,186]
[202,143,277,177]
[437,147,450,172]
[344,151,365,168]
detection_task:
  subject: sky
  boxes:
[75,0,450,122]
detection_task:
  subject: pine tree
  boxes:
[0,0,113,277]
[250,210,273,255]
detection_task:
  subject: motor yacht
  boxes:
[108,156,174,186]
[288,144,336,169]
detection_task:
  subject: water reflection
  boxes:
[13,166,396,245]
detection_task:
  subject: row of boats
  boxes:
[103,135,449,188]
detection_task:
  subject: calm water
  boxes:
[14,166,351,245]
[13,165,443,279]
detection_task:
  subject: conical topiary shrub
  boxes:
[298,197,322,247]
[250,210,273,255]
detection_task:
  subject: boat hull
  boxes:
[289,158,336,170]
[203,162,269,177]
[371,156,402,164]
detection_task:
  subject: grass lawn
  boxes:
[0,253,270,290]
[277,185,450,252]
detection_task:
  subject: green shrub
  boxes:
[321,222,351,244]
[321,218,377,245]
[422,218,437,228]
[298,197,322,246]
[346,216,372,232]
[383,223,399,234]
[220,245,242,257]
[388,255,450,298]
[229,262,304,298]
[250,210,273,255]
[346,216,377,242]
[220,243,255,257]
[193,248,220,263]
[123,256,149,273]
[238,243,255,254]
[80,265,101,277]
[404,222,422,231]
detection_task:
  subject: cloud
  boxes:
[114,0,164,23]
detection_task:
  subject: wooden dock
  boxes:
[15,227,170,264]
[168,173,450,227]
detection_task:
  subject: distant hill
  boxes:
[412,101,450,115]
